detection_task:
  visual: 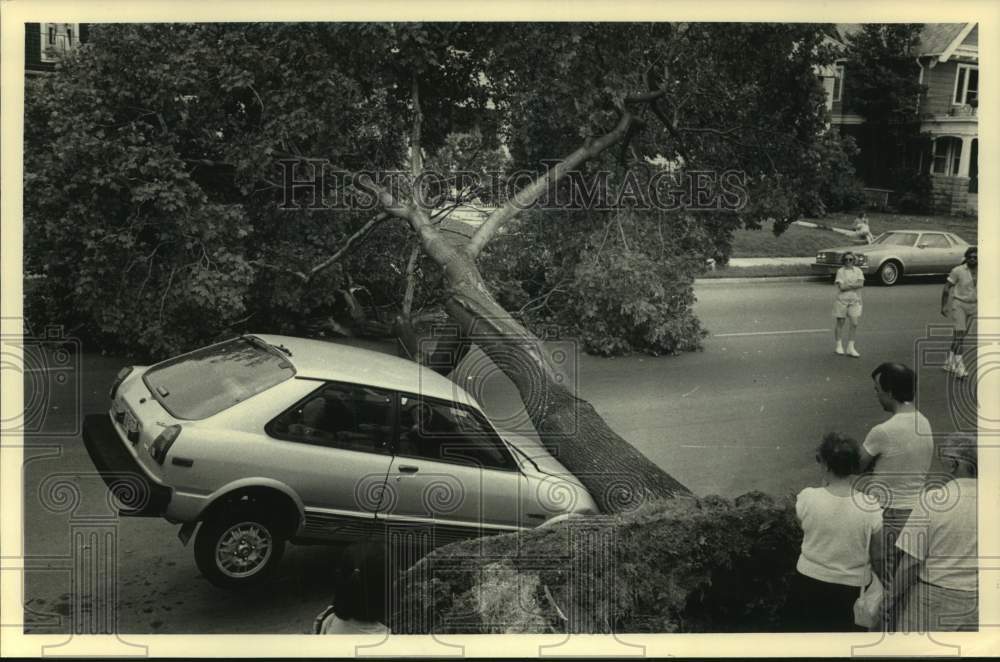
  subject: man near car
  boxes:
[858,363,933,591]
[941,246,977,378]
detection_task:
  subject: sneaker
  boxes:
[846,343,860,358]
[835,342,845,355]
[943,353,955,372]
[954,358,968,378]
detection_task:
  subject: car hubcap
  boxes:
[883,264,897,283]
[216,522,272,578]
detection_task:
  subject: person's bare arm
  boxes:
[859,445,876,472]
[941,281,953,316]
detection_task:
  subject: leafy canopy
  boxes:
[26,22,854,357]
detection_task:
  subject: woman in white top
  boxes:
[786,432,883,631]
[833,252,865,357]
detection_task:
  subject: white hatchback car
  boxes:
[83,334,596,588]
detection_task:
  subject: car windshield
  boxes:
[873,232,918,247]
[143,337,296,419]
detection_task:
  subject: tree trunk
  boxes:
[439,252,690,513]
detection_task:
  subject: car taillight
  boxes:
[150,425,182,464]
[110,366,134,400]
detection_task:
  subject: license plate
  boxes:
[124,409,140,437]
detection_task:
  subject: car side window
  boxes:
[881,232,918,247]
[919,233,950,249]
[396,396,516,471]
[268,382,393,454]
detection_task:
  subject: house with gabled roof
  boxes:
[821,23,978,215]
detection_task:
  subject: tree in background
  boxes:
[844,23,931,211]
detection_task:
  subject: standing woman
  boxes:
[834,251,865,357]
[786,432,883,631]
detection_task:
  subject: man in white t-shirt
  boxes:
[858,362,933,583]
[887,433,977,632]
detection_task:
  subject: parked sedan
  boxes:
[82,335,597,588]
[812,230,971,285]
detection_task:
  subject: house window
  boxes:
[39,23,80,63]
[833,64,845,102]
[953,64,978,105]
[931,137,962,176]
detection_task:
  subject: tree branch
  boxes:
[410,74,426,210]
[304,212,389,281]
[401,242,421,318]
[251,212,390,285]
[250,260,308,283]
[464,110,637,260]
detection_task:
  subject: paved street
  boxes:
[19,277,975,633]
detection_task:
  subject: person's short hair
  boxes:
[841,251,857,265]
[331,540,388,623]
[817,432,862,477]
[939,433,977,476]
[965,246,978,261]
[871,362,915,403]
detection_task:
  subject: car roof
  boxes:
[250,334,478,407]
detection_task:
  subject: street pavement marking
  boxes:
[681,385,701,398]
[713,328,828,338]
[712,326,932,338]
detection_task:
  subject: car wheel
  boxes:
[877,260,901,286]
[194,507,285,589]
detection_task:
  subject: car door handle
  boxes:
[398,465,419,474]
[171,457,194,468]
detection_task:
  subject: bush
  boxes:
[393,492,802,633]
[890,168,932,214]
[797,130,866,216]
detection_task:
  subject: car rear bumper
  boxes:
[82,414,171,517]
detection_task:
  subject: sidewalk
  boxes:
[698,255,822,283]
[727,257,813,267]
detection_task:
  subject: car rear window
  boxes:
[143,338,296,419]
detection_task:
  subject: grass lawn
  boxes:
[730,212,978,258]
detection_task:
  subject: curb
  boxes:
[696,275,828,284]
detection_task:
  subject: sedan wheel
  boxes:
[877,261,901,286]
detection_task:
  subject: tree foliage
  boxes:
[843,24,931,207]
[393,492,802,633]
[844,24,925,125]
[27,22,853,358]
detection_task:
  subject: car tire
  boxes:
[877,260,902,286]
[194,506,286,590]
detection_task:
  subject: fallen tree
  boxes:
[392,492,802,633]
